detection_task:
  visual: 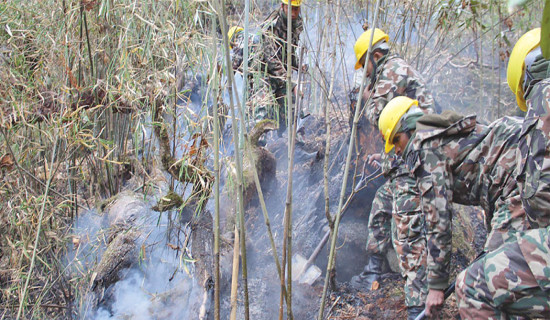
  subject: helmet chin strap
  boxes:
[369,53,378,87]
[368,49,389,88]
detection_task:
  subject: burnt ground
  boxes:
[218,113,487,319]
[323,204,485,320]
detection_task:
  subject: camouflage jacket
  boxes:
[403,112,527,290]
[365,54,435,126]
[259,8,303,92]
[350,55,435,175]
[231,31,262,74]
[516,78,550,229]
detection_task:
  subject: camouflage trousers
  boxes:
[250,82,289,136]
[365,180,393,255]
[366,167,428,307]
[456,227,550,320]
[392,170,428,308]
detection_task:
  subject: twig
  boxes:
[325,296,341,320]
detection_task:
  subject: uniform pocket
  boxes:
[394,212,425,242]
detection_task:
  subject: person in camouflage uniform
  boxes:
[349,28,435,319]
[255,0,304,136]
[228,26,279,134]
[455,28,550,319]
[456,226,550,319]
[378,96,530,317]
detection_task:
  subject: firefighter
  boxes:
[349,28,435,319]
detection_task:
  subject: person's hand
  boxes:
[367,153,382,168]
[425,289,445,318]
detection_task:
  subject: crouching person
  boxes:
[379,97,529,317]
[455,27,550,320]
[456,226,550,319]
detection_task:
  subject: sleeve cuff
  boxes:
[428,278,449,290]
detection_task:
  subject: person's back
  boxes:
[454,27,550,320]
[366,54,435,126]
[516,76,550,228]
[403,112,528,289]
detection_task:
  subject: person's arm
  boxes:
[414,148,453,290]
[364,66,397,126]
[412,147,453,315]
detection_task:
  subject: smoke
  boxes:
[70,196,205,320]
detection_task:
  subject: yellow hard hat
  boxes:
[281,0,302,6]
[228,26,244,49]
[354,28,389,70]
[378,96,418,153]
[507,28,541,111]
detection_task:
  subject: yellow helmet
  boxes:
[228,26,244,49]
[281,0,302,6]
[378,96,418,153]
[354,28,389,70]
[507,28,541,111]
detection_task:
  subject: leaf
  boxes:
[371,280,380,291]
[0,153,14,170]
[542,0,550,59]
[167,243,180,251]
[5,24,12,37]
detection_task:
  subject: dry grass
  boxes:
[0,0,542,318]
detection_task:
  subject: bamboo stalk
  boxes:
[229,225,240,320]
[236,1,291,307]
[279,3,296,319]
[317,0,382,318]
[216,0,250,318]
[241,0,251,144]
[211,13,221,320]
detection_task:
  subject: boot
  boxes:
[407,306,424,320]
[350,253,389,291]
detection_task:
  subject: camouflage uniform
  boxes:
[402,112,529,291]
[391,166,428,307]
[355,55,434,308]
[256,8,303,134]
[456,226,550,319]
[230,31,279,131]
[515,78,550,228]
[454,77,550,320]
